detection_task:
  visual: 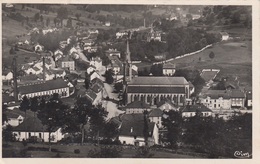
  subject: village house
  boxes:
[2,69,13,82]
[13,117,65,143]
[60,55,75,71]
[162,63,176,76]
[105,21,111,27]
[4,109,25,127]
[182,104,213,118]
[34,43,44,52]
[54,49,63,61]
[246,91,252,108]
[220,32,229,41]
[90,57,102,70]
[200,90,245,110]
[117,114,159,146]
[87,65,96,74]
[108,56,122,74]
[105,49,121,58]
[147,27,162,42]
[148,108,164,128]
[17,79,70,100]
[157,99,179,111]
[2,94,15,105]
[89,71,101,81]
[121,100,151,114]
[116,31,128,39]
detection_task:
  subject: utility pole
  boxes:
[12,57,18,102]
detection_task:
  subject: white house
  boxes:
[90,57,102,70]
[34,44,44,52]
[5,109,24,127]
[13,117,65,143]
[87,65,96,74]
[105,49,121,58]
[118,114,159,146]
[157,99,179,112]
[24,39,30,45]
[105,21,111,27]
[116,31,128,39]
[89,71,101,81]
[54,49,63,61]
[220,32,229,41]
[182,104,213,118]
[162,63,176,76]
[2,70,13,81]
[148,108,164,128]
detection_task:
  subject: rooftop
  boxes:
[13,117,58,132]
[128,77,189,86]
[119,114,155,137]
[18,79,69,95]
[163,63,176,69]
[149,108,163,117]
[122,101,150,109]
[182,104,212,113]
[128,86,185,94]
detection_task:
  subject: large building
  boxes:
[126,76,190,106]
[17,79,70,100]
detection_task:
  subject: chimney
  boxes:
[42,57,46,81]
[12,57,18,102]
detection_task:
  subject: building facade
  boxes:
[127,77,190,106]
[17,79,70,100]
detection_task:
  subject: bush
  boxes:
[74,149,80,154]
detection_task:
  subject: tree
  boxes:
[9,47,16,55]
[34,13,40,22]
[2,103,8,125]
[46,17,50,27]
[114,82,123,93]
[209,51,215,60]
[30,97,39,141]
[88,146,122,158]
[75,13,81,20]
[57,7,68,27]
[66,18,72,28]
[84,73,90,90]
[162,110,183,149]
[20,96,30,139]
[37,95,68,151]
[143,110,149,146]
[133,146,154,158]
[40,15,43,22]
[104,69,114,84]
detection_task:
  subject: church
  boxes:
[126,76,190,106]
[122,39,190,106]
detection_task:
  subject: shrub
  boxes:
[74,149,80,154]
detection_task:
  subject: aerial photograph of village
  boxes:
[2,3,252,158]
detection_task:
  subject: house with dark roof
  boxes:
[148,108,164,128]
[12,117,64,142]
[230,90,246,108]
[182,104,213,118]
[118,114,159,146]
[85,89,98,105]
[121,101,151,114]
[60,55,75,71]
[2,69,13,81]
[18,79,70,100]
[2,94,15,105]
[127,76,190,106]
[162,63,176,76]
[157,99,179,112]
[4,108,25,127]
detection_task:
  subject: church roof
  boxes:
[128,86,185,94]
[149,108,163,117]
[128,77,188,86]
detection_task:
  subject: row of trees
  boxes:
[162,110,252,158]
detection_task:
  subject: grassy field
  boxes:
[3,142,201,158]
[168,40,252,89]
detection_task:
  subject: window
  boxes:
[39,133,42,138]
[29,132,31,137]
